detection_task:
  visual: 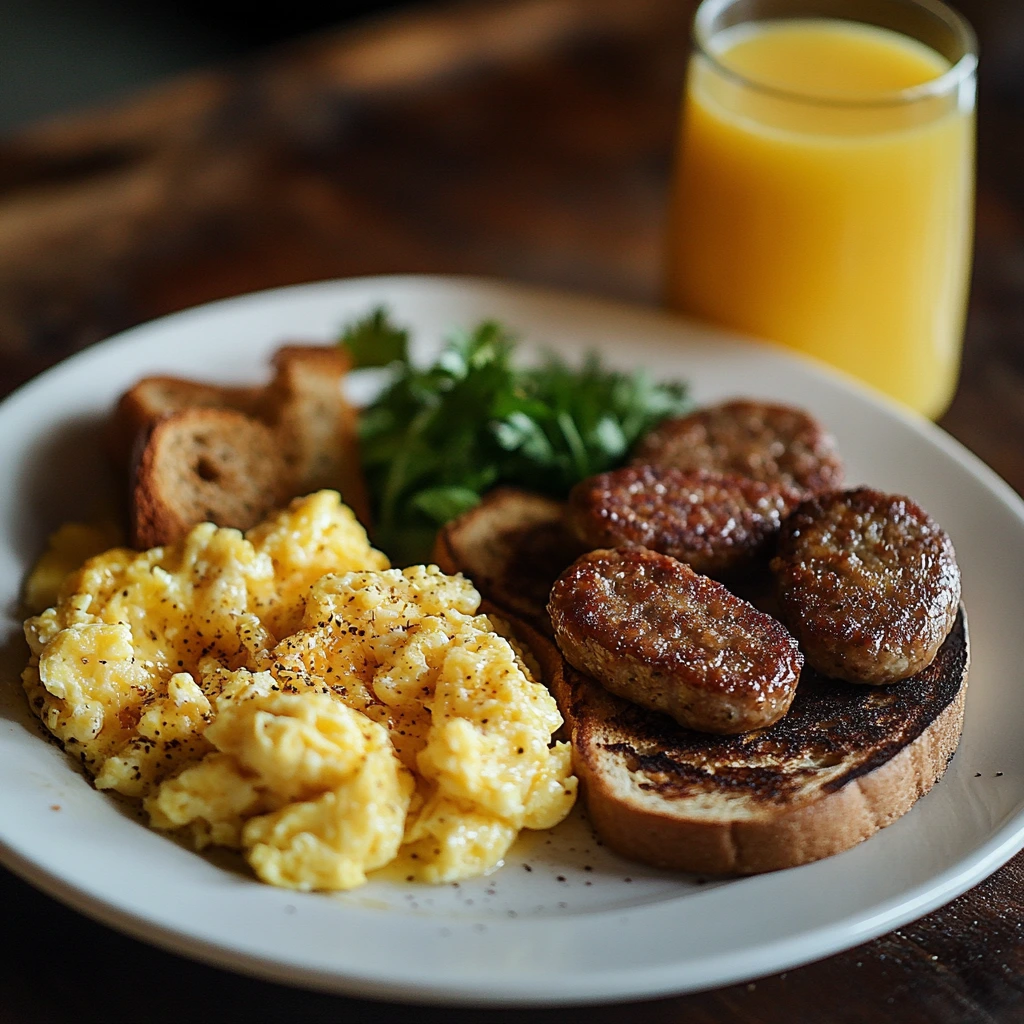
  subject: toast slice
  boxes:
[109,376,263,467]
[263,346,371,526]
[432,488,586,634]
[115,343,373,544]
[131,407,292,549]
[435,487,970,875]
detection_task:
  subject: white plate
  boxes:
[1,275,1023,1007]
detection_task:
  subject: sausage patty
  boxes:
[771,488,961,684]
[548,547,803,734]
[566,465,802,578]
[632,399,843,496]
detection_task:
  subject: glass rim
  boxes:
[692,0,978,109]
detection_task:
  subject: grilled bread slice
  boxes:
[109,377,262,468]
[131,407,291,549]
[265,346,370,524]
[434,487,970,875]
[117,344,372,545]
[432,488,586,634]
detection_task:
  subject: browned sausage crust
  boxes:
[771,488,961,684]
[632,399,843,496]
[566,465,803,578]
[547,547,803,735]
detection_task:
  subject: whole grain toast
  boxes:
[109,377,264,466]
[131,407,291,549]
[116,344,372,545]
[265,346,369,521]
[434,487,970,875]
[432,488,586,634]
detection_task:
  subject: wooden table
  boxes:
[2,1,1023,1019]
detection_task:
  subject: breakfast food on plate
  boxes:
[632,399,844,496]
[112,344,371,539]
[437,473,969,873]
[265,344,366,505]
[22,521,125,615]
[108,375,262,465]
[527,608,968,875]
[771,488,962,684]
[21,296,970,887]
[22,491,576,891]
[432,488,586,634]
[344,313,691,564]
[566,465,803,578]
[131,407,291,549]
[547,547,803,734]
[24,492,383,784]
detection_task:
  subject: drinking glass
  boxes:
[664,0,977,419]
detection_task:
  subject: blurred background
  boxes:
[0,0,421,132]
[2,0,1022,134]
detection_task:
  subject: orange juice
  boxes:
[665,17,976,418]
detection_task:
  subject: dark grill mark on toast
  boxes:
[475,518,586,634]
[511,521,586,614]
[613,750,799,801]
[594,607,967,805]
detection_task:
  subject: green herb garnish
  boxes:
[340,307,690,563]
[339,306,409,368]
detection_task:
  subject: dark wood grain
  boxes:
[1,0,1023,1020]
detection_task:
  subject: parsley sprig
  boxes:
[341,307,689,563]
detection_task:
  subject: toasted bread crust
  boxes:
[131,407,291,549]
[433,488,585,633]
[581,686,965,874]
[493,600,968,875]
[109,377,264,467]
[264,345,371,526]
[116,343,372,546]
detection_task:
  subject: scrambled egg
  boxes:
[22,491,576,890]
[22,520,124,614]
